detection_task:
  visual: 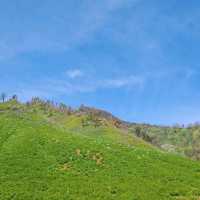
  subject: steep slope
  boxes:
[0,101,200,200]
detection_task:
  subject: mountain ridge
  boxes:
[1,97,200,160]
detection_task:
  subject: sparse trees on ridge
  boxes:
[0,93,18,103]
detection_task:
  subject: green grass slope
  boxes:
[1,101,200,200]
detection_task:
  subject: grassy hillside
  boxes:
[1,100,200,200]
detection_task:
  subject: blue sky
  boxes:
[0,0,200,125]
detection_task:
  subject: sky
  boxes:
[0,0,200,125]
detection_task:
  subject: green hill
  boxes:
[128,123,200,160]
[1,100,200,200]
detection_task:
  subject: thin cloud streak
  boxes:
[66,69,84,79]
[17,74,145,101]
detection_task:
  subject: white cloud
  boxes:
[104,76,144,88]
[17,73,145,101]
[66,69,84,79]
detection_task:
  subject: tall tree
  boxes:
[0,93,6,103]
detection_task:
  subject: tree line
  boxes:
[0,93,18,103]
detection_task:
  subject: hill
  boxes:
[0,99,200,200]
[128,123,200,160]
[76,103,200,161]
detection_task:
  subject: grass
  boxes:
[0,101,200,199]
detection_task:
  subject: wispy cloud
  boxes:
[17,72,145,101]
[0,0,138,61]
[66,69,84,79]
[104,75,144,88]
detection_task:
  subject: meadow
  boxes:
[0,100,200,200]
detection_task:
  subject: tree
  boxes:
[0,93,7,103]
[135,126,142,137]
[12,94,18,101]
[59,103,67,112]
[31,97,42,104]
[191,130,200,160]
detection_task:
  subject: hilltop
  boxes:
[0,99,200,200]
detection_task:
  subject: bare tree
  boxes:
[0,93,7,103]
